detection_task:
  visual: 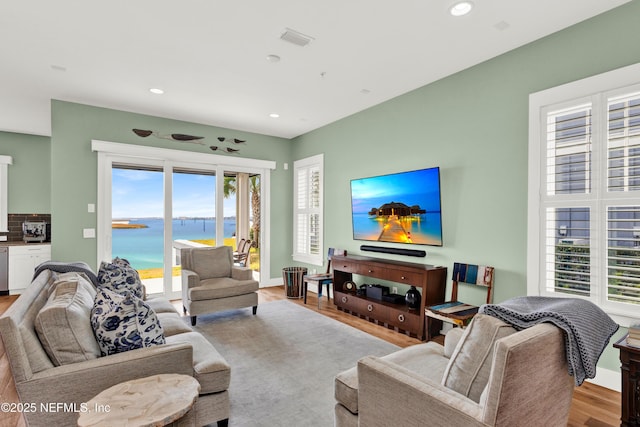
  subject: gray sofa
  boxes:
[0,269,231,426]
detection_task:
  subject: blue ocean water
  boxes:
[112,218,237,270]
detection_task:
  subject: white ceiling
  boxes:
[0,0,630,139]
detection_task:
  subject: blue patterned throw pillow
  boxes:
[91,287,165,356]
[97,257,143,299]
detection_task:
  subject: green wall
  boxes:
[292,1,640,373]
[50,101,292,276]
[0,131,51,213]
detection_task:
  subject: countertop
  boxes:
[0,241,51,247]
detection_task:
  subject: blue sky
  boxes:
[112,169,236,218]
[350,167,442,214]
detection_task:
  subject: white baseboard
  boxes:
[586,367,620,392]
[303,282,333,297]
[261,278,332,294]
[259,277,282,287]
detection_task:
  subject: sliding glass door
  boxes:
[223,171,262,281]
[97,143,273,300]
[111,163,166,294]
[171,168,217,294]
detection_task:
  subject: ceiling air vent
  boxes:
[280,28,314,47]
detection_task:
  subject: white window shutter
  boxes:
[292,154,324,265]
[530,69,640,321]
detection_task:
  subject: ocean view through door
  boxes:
[111,165,166,294]
[111,164,259,297]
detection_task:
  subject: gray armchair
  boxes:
[335,314,575,427]
[181,246,259,326]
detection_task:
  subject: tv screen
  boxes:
[350,167,443,246]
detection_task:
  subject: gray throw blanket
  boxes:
[33,261,99,287]
[479,296,619,386]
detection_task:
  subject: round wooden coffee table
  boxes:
[77,373,200,427]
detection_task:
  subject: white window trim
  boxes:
[92,140,276,294]
[293,154,324,266]
[528,62,640,327]
[0,155,13,232]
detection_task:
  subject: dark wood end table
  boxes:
[614,334,640,427]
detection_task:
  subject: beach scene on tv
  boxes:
[351,167,443,246]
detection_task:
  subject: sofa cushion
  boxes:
[47,271,95,298]
[189,277,259,301]
[97,257,143,299]
[191,246,232,279]
[443,327,465,358]
[12,270,57,375]
[157,312,193,336]
[145,296,179,313]
[34,274,101,366]
[442,314,516,402]
[166,331,231,394]
[91,288,165,356]
[335,342,448,414]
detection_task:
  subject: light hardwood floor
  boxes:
[0,288,621,427]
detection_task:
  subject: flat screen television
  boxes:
[350,167,443,246]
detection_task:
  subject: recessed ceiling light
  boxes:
[450,1,473,16]
[266,54,281,63]
[149,88,164,95]
[269,113,280,118]
[50,65,67,72]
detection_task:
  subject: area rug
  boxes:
[192,300,400,426]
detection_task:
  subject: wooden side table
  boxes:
[77,373,200,427]
[614,335,640,427]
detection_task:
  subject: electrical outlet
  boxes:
[392,286,398,294]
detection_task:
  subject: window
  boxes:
[293,154,323,265]
[528,63,640,325]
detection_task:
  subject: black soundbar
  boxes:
[360,245,426,257]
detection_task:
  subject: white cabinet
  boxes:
[9,244,51,294]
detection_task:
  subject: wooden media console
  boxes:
[332,255,447,340]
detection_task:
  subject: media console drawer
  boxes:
[356,262,379,276]
[362,300,389,322]
[335,291,365,312]
[334,260,359,274]
[379,268,422,285]
[335,291,390,323]
[387,307,420,331]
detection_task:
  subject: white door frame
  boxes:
[93,140,275,297]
